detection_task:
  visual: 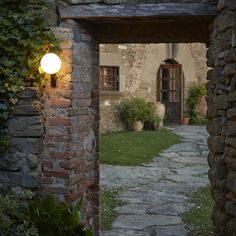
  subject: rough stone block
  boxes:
[26,154,39,169]
[208,136,225,154]
[227,218,236,235]
[225,146,236,158]
[10,138,42,155]
[0,171,21,187]
[225,201,236,217]
[216,94,229,109]
[217,10,236,32]
[19,88,40,99]
[12,104,41,116]
[21,172,40,188]
[225,156,236,172]
[223,63,236,76]
[212,188,228,208]
[227,171,236,194]
[226,121,236,136]
[7,116,44,137]
[225,48,236,63]
[232,30,236,48]
[225,137,236,148]
[227,107,236,118]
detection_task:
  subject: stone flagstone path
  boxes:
[100,125,209,236]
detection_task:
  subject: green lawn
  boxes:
[100,128,181,166]
[100,190,125,230]
[182,186,214,236]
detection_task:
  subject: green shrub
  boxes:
[19,195,93,236]
[0,193,93,236]
[186,84,206,125]
[118,98,155,126]
[0,194,38,236]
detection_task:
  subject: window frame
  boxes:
[99,65,120,91]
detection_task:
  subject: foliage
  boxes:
[0,194,39,236]
[0,193,93,236]
[0,0,59,156]
[100,129,181,166]
[0,135,11,158]
[100,189,124,230]
[186,84,206,125]
[182,186,213,236]
[118,98,155,126]
[19,194,93,236]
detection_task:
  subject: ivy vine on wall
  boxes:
[0,0,59,156]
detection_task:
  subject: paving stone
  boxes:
[156,225,189,236]
[101,125,210,235]
[113,215,183,230]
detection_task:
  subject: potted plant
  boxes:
[118,98,155,131]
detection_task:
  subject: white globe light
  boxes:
[40,53,62,74]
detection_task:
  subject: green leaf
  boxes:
[84,229,93,236]
[0,103,8,110]
[41,194,56,213]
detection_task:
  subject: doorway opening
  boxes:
[57,2,217,235]
[157,60,184,124]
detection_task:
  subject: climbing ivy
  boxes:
[0,0,59,156]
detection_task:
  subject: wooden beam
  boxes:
[92,19,211,43]
[59,3,217,20]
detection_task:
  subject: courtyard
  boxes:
[100,126,211,236]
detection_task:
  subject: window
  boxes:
[100,66,119,91]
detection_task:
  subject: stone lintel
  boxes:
[59,3,217,20]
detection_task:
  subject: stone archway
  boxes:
[52,2,218,235]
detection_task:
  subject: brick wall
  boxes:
[42,21,100,234]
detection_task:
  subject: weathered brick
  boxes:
[43,169,70,178]
[46,98,71,108]
[65,191,83,203]
[49,151,74,159]
[60,160,80,169]
[47,117,71,126]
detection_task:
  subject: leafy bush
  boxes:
[186,84,206,125]
[21,195,93,236]
[0,194,38,236]
[118,98,155,126]
[0,193,93,236]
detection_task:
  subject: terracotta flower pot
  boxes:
[132,121,144,132]
[183,117,189,125]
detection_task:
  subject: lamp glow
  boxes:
[40,53,62,74]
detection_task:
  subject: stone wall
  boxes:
[100,43,207,132]
[42,21,100,234]
[206,0,236,235]
[0,88,43,191]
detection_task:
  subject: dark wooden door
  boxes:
[157,64,182,124]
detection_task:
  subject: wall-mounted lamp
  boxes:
[40,53,62,87]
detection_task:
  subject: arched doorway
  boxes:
[157,59,184,124]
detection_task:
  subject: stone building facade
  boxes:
[3,0,236,235]
[100,43,207,132]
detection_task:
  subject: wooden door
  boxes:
[157,64,182,124]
